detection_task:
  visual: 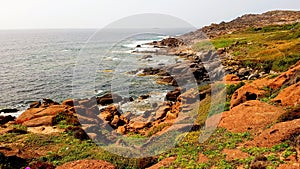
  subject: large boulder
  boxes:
[219,100,285,133]
[22,115,55,127]
[16,105,68,124]
[99,105,121,122]
[272,82,300,106]
[230,83,266,108]
[268,60,300,89]
[245,119,300,147]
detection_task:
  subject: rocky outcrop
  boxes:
[219,100,285,133]
[147,38,185,48]
[245,119,300,147]
[230,60,300,108]
[230,83,267,108]
[268,60,300,90]
[181,10,300,42]
[272,82,300,106]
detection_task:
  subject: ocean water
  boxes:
[0,28,192,110]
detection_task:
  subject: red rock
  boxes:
[99,105,121,122]
[130,121,150,130]
[219,100,285,133]
[278,162,300,169]
[34,105,67,117]
[22,115,55,127]
[116,126,126,134]
[230,84,266,108]
[245,119,300,147]
[56,160,116,169]
[272,82,300,106]
[16,108,45,123]
[224,74,241,84]
[268,60,300,89]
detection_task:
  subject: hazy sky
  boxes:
[0,0,299,29]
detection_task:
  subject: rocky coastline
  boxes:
[0,10,299,169]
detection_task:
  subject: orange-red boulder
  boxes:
[272,82,300,106]
[219,100,285,133]
[268,60,300,89]
[230,84,266,108]
[245,119,300,148]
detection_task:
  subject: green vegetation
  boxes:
[194,22,300,72]
[157,128,253,168]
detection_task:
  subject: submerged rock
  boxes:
[0,108,19,113]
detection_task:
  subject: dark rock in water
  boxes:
[139,94,150,100]
[0,108,18,113]
[136,44,141,48]
[141,55,152,60]
[97,93,123,105]
[0,115,15,125]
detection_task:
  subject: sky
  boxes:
[0,0,299,30]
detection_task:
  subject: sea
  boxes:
[0,28,194,115]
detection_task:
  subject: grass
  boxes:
[193,22,300,72]
[156,128,253,168]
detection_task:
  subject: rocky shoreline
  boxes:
[0,10,300,169]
